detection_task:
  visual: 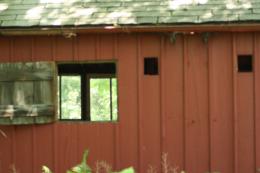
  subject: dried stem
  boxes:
[10,164,18,173]
[147,165,157,173]
[0,129,7,138]
[95,161,112,173]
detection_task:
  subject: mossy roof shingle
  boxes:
[0,0,258,28]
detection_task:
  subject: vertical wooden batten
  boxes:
[95,34,100,60]
[159,34,165,159]
[254,33,260,172]
[232,33,238,173]
[254,33,260,173]
[137,34,143,173]
[73,36,78,61]
[183,35,187,171]
[158,34,163,173]
[207,33,212,173]
[253,32,257,173]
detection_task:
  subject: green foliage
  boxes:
[60,76,81,119]
[59,76,118,121]
[66,150,91,173]
[90,78,118,121]
[42,166,53,173]
[111,79,118,121]
[90,78,111,121]
[41,150,134,173]
[115,167,135,173]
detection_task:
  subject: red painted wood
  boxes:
[237,74,255,173]
[185,35,209,173]
[99,34,115,60]
[55,36,74,61]
[77,35,96,60]
[236,33,253,55]
[55,123,78,173]
[95,124,115,166]
[77,124,101,168]
[0,37,10,61]
[0,126,13,172]
[13,36,32,61]
[232,34,239,173]
[78,123,116,170]
[14,126,33,173]
[209,33,234,173]
[255,33,260,173]
[162,35,184,170]
[236,33,255,173]
[0,36,13,173]
[117,34,138,170]
[33,124,54,173]
[0,32,259,173]
[139,34,161,173]
[34,36,53,61]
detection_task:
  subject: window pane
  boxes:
[112,78,118,121]
[90,78,111,121]
[60,76,81,119]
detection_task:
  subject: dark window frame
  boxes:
[58,62,117,121]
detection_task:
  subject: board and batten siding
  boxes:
[0,32,258,173]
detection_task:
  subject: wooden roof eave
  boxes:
[1,23,260,36]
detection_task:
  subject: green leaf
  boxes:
[116,167,135,173]
[67,150,91,173]
[42,166,53,173]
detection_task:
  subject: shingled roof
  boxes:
[0,0,258,28]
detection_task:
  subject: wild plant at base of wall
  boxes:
[42,150,134,173]
[42,150,187,173]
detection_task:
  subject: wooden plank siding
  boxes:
[0,32,259,173]
[255,33,260,173]
[209,33,234,173]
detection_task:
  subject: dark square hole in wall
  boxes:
[144,57,158,75]
[238,55,253,72]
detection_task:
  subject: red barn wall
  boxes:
[0,32,259,173]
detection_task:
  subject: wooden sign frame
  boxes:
[0,61,57,125]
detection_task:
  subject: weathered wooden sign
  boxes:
[0,62,56,125]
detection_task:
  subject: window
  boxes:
[237,55,253,72]
[58,62,118,121]
[144,57,159,75]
